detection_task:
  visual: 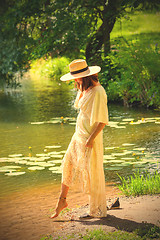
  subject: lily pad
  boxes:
[50,155,63,158]
[47,151,61,155]
[0,168,17,173]
[0,158,11,162]
[23,157,35,160]
[105,167,123,171]
[5,172,26,176]
[145,117,156,120]
[28,166,45,170]
[51,117,62,120]
[118,162,133,166]
[48,167,61,171]
[103,155,116,160]
[132,161,148,165]
[122,143,135,146]
[111,116,122,119]
[49,160,62,164]
[111,163,132,167]
[52,170,62,174]
[25,157,39,161]
[60,150,67,154]
[30,122,44,125]
[122,118,134,122]
[145,120,156,123]
[123,150,134,155]
[26,161,40,165]
[1,165,21,169]
[37,162,54,167]
[18,160,28,164]
[105,147,119,150]
[45,146,60,149]
[46,161,56,165]
[129,122,141,125]
[112,151,132,156]
[38,157,51,161]
[121,157,135,160]
[36,154,48,157]
[133,148,146,151]
[1,159,19,163]
[104,160,125,163]
[47,145,61,149]
[46,120,60,124]
[8,154,23,158]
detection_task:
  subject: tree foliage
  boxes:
[0,0,160,86]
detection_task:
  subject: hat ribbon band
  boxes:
[70,66,88,75]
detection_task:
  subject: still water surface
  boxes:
[0,76,160,197]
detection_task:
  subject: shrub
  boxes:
[30,57,71,80]
[100,34,160,108]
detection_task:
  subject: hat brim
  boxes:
[60,66,101,81]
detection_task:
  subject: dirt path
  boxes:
[0,184,159,240]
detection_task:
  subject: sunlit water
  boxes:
[0,76,160,197]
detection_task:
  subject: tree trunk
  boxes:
[85,0,119,63]
[85,17,116,63]
[85,22,104,64]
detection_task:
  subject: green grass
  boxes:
[40,226,160,239]
[117,170,160,196]
[111,11,160,39]
[40,230,142,240]
[82,229,141,240]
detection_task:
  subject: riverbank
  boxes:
[0,183,159,240]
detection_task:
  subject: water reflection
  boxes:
[0,76,76,123]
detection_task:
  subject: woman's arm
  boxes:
[85,122,106,148]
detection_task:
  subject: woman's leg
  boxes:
[51,183,69,218]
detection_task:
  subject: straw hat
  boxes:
[60,59,101,81]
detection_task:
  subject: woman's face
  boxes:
[75,78,83,91]
[75,78,83,84]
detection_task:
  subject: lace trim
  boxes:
[61,133,91,193]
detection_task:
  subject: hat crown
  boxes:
[69,59,88,73]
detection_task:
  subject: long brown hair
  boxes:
[75,74,98,92]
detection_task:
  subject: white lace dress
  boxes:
[62,85,109,217]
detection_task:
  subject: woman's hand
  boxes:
[85,137,94,148]
[85,122,106,148]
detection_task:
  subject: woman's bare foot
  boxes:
[51,198,68,219]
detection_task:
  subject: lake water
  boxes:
[0,75,160,197]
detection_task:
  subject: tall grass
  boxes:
[117,170,160,196]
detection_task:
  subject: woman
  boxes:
[51,59,109,218]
